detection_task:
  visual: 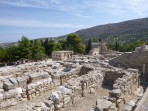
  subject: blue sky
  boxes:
[0,0,148,43]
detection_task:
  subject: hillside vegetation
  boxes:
[74,18,148,43]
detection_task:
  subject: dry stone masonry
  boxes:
[0,49,147,111]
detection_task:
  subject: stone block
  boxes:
[110,89,122,98]
[4,89,18,99]
[28,72,49,83]
[3,80,14,91]
[0,101,8,108]
[0,89,4,93]
[96,99,112,111]
[123,104,132,111]
[9,77,18,87]
[17,77,27,88]
[0,93,4,102]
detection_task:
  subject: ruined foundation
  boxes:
[0,54,145,111]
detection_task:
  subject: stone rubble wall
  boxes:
[0,61,93,109]
[90,68,140,111]
[109,50,148,76]
[0,76,28,108]
[42,70,104,111]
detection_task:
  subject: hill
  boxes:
[74,18,148,43]
[1,17,148,47]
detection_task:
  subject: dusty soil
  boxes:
[61,87,110,111]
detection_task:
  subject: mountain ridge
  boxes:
[1,17,148,47]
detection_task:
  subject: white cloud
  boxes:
[0,0,148,18]
[124,0,148,16]
[0,18,85,28]
[0,0,49,9]
[50,0,60,4]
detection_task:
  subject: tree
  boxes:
[58,40,67,50]
[44,38,49,54]
[6,46,20,62]
[85,38,92,54]
[66,34,85,54]
[18,36,32,60]
[75,43,85,54]
[0,47,7,63]
[115,40,119,51]
[32,39,46,60]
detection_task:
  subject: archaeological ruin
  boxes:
[0,45,148,111]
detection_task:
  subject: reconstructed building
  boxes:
[52,51,73,61]
[89,42,111,55]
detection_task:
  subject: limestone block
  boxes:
[17,77,27,88]
[9,77,18,87]
[0,89,4,93]
[3,80,14,91]
[0,101,8,108]
[113,84,120,89]
[44,100,54,108]
[28,72,49,83]
[55,103,63,110]
[123,104,132,111]
[90,88,95,94]
[42,101,55,111]
[110,89,122,98]
[127,100,136,107]
[41,72,50,79]
[49,91,62,102]
[4,89,18,99]
[96,99,112,111]
[0,93,4,102]
[59,86,72,95]
[10,98,18,106]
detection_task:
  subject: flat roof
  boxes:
[52,51,73,53]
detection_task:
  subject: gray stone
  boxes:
[0,89,4,93]
[4,89,18,99]
[9,77,18,86]
[28,72,49,82]
[3,80,14,91]
[17,77,27,88]
[0,93,4,102]
[41,72,50,79]
[124,104,132,111]
[44,100,54,108]
[96,99,112,111]
[127,100,136,107]
[110,89,122,98]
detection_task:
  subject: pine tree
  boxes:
[66,34,85,54]
[86,38,92,54]
[32,39,46,60]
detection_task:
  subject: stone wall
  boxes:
[42,70,104,111]
[90,68,140,111]
[0,61,94,110]
[109,50,148,77]
[103,70,125,87]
